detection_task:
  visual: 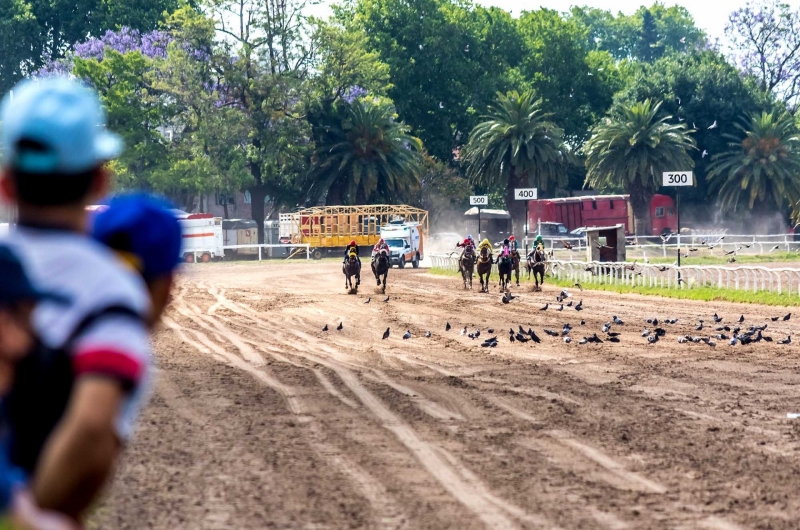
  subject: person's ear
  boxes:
[89,166,111,201]
[0,170,18,203]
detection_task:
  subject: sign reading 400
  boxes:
[662,171,693,187]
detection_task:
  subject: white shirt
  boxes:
[6,225,152,440]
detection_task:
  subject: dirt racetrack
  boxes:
[91,261,800,530]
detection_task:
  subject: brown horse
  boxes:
[460,246,475,289]
[371,249,390,293]
[343,253,360,292]
[527,247,547,291]
[497,252,513,292]
[510,249,521,286]
[476,246,493,293]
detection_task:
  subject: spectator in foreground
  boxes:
[0,77,152,524]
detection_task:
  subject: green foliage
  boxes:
[583,99,696,234]
[0,0,38,94]
[569,4,705,62]
[516,9,624,145]
[73,50,168,190]
[707,111,800,216]
[463,90,570,232]
[344,0,524,161]
[409,155,472,226]
[616,51,771,208]
[308,100,423,205]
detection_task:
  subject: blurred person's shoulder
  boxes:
[5,226,150,348]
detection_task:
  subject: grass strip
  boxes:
[430,267,800,307]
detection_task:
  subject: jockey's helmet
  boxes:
[509,235,515,241]
[349,240,356,247]
[504,238,509,245]
[378,238,385,244]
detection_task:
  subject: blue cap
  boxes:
[1,77,122,175]
[91,193,182,280]
[0,245,69,305]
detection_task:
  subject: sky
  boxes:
[308,0,800,43]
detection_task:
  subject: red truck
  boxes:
[527,194,677,236]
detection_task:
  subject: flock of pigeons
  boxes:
[319,287,794,348]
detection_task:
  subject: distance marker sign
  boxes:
[469,196,488,206]
[514,188,538,200]
[662,172,693,186]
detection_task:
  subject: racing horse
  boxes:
[460,245,475,290]
[527,246,547,292]
[371,249,390,293]
[510,248,522,286]
[343,252,360,292]
[476,246,493,293]
[497,251,513,292]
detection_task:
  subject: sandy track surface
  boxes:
[91,261,800,529]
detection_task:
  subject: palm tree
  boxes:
[707,111,800,218]
[309,101,423,205]
[583,99,696,235]
[463,90,569,235]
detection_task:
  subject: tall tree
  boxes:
[726,0,800,112]
[707,111,800,219]
[463,90,569,234]
[615,50,770,212]
[344,0,524,161]
[583,100,696,235]
[516,9,623,145]
[1,0,181,94]
[570,4,705,62]
[308,100,423,205]
[207,0,314,241]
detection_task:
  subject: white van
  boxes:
[380,222,424,268]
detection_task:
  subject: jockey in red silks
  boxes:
[508,234,518,254]
[372,238,390,261]
[456,236,476,272]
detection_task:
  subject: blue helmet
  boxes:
[467,235,474,241]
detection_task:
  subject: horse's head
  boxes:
[379,248,389,259]
[464,246,474,258]
[348,252,358,263]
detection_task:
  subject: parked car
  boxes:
[532,222,569,237]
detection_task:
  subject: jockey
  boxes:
[508,235,518,254]
[478,238,493,255]
[372,238,390,261]
[456,237,476,273]
[500,238,511,258]
[343,240,361,266]
[534,234,545,249]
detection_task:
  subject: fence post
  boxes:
[306,245,310,260]
[258,247,262,262]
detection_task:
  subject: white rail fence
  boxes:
[429,253,800,296]
[189,244,310,262]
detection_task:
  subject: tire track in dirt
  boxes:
[196,282,550,530]
[165,297,410,529]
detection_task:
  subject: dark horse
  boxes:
[371,249,390,293]
[526,247,547,291]
[476,246,493,293]
[497,252,513,292]
[460,246,475,290]
[510,249,521,286]
[343,253,360,292]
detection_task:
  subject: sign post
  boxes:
[662,172,693,280]
[514,188,537,254]
[470,195,488,240]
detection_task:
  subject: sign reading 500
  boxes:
[469,195,488,206]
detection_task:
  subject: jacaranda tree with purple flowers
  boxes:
[726,0,800,111]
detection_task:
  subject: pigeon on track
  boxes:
[382,328,390,340]
[738,315,745,323]
[574,283,583,291]
[529,330,542,343]
[384,296,390,302]
[713,313,722,323]
[425,331,431,338]
[544,329,559,337]
[563,337,572,344]
[575,300,583,311]
[540,303,549,311]
[403,330,412,340]
[778,335,792,345]
[613,316,624,325]
[322,324,329,332]
[784,313,792,321]
[446,322,451,331]
[557,304,564,312]
[364,298,371,304]
[337,322,343,331]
